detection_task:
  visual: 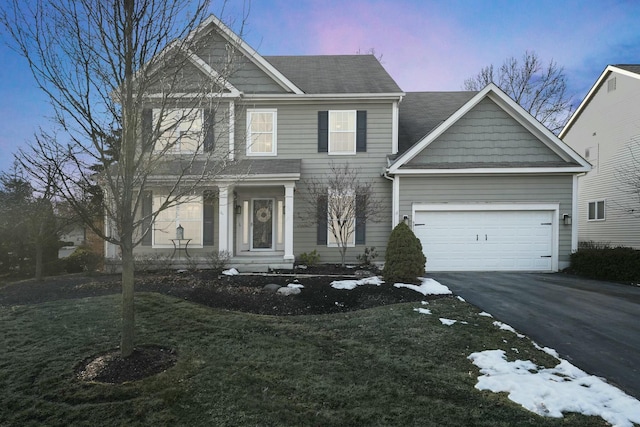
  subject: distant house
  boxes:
[560,65,640,248]
[105,14,590,272]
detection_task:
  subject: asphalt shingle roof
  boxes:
[264,55,403,94]
[614,64,640,75]
[397,91,477,155]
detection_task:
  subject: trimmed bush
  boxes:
[570,246,640,283]
[65,246,101,273]
[383,222,426,284]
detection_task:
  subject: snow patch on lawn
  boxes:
[478,311,493,318]
[330,276,384,290]
[222,268,239,276]
[469,349,640,426]
[440,318,457,326]
[493,321,525,338]
[394,278,452,296]
[413,307,432,315]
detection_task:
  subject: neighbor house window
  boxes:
[153,194,203,246]
[327,188,356,247]
[153,109,203,153]
[588,200,605,221]
[247,109,277,156]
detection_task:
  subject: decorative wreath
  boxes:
[256,207,272,223]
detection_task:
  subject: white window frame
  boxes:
[152,194,204,248]
[153,108,203,154]
[246,109,277,156]
[587,200,605,221]
[327,188,356,247]
[328,110,356,155]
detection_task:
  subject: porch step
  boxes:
[229,257,293,273]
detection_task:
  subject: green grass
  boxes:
[1,293,609,426]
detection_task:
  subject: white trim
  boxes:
[388,83,591,175]
[218,185,229,252]
[391,167,589,175]
[560,65,640,138]
[392,100,399,154]
[192,15,304,94]
[246,109,277,156]
[392,175,400,227]
[411,203,559,272]
[228,100,235,161]
[243,93,405,101]
[571,175,579,252]
[284,184,295,261]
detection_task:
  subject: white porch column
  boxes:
[284,183,295,261]
[218,185,229,252]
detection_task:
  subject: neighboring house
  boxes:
[560,65,640,248]
[106,15,590,272]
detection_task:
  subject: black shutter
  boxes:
[142,109,153,149]
[318,111,328,152]
[141,191,152,246]
[355,194,366,245]
[203,109,215,152]
[356,110,367,152]
[317,194,328,245]
[203,191,214,246]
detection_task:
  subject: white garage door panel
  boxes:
[414,210,553,272]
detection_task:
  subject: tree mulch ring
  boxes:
[75,345,177,384]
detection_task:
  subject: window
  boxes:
[329,111,356,154]
[153,194,203,246]
[327,188,356,247]
[247,109,277,155]
[588,200,605,221]
[153,109,203,153]
[318,110,366,153]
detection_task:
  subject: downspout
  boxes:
[382,170,399,228]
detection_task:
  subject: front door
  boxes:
[251,199,274,250]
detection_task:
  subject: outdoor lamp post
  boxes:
[176,224,184,240]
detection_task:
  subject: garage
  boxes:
[413,206,557,272]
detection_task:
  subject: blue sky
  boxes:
[1,0,639,173]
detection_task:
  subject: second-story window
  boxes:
[247,109,277,156]
[329,111,356,154]
[154,109,203,153]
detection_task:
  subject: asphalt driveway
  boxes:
[430,272,640,399]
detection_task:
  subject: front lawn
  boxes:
[0,292,610,426]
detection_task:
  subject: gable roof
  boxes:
[398,91,477,154]
[559,64,640,138]
[264,55,403,95]
[388,83,591,175]
[189,15,304,95]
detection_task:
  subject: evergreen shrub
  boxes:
[383,222,426,284]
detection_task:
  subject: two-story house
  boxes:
[560,65,640,248]
[106,15,590,272]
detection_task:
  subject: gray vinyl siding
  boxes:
[562,71,640,248]
[233,100,395,263]
[398,175,574,267]
[195,32,288,94]
[408,98,561,165]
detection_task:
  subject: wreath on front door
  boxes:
[256,206,272,223]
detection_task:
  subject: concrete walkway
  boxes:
[430,272,640,399]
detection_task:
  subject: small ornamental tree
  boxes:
[383,222,426,284]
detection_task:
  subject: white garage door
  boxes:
[413,210,554,271]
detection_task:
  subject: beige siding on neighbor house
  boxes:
[397,175,574,267]
[408,98,561,165]
[563,71,640,248]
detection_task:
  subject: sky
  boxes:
[0,0,639,174]
[337,276,640,426]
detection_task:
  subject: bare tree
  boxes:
[1,0,243,357]
[301,163,384,266]
[463,51,573,134]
